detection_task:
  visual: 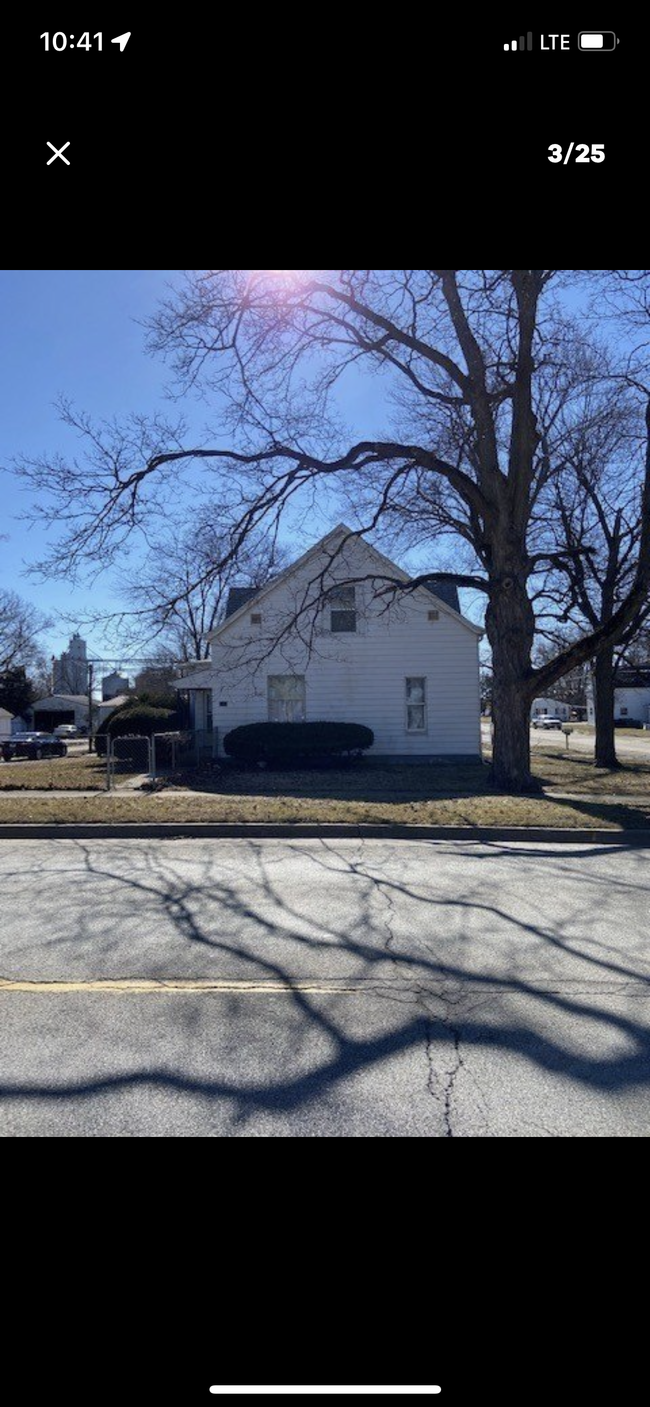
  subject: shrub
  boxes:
[616,718,644,729]
[223,720,374,767]
[94,703,178,755]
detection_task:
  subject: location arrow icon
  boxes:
[111,32,131,51]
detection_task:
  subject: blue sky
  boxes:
[0,269,388,663]
[0,271,183,656]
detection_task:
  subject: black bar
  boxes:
[519,35,524,49]
[527,31,533,49]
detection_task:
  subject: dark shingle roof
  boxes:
[225,576,461,621]
[224,586,261,619]
[423,579,460,613]
[615,667,650,689]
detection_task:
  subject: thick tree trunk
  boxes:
[486,574,539,791]
[593,646,620,768]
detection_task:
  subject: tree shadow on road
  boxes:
[1,836,650,1134]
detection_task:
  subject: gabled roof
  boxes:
[33,694,89,706]
[209,524,482,639]
[424,580,460,613]
[224,586,260,620]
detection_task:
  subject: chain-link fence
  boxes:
[106,735,153,790]
[105,730,218,789]
[152,729,218,776]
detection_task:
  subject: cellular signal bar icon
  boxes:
[504,33,533,50]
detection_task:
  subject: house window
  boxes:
[427,610,439,622]
[250,613,262,624]
[268,675,306,722]
[328,585,356,633]
[406,677,427,732]
[620,707,628,716]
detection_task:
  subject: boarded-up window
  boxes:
[406,677,427,732]
[328,585,356,633]
[268,675,306,722]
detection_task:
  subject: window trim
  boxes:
[405,676,428,734]
[327,584,357,634]
[267,674,307,723]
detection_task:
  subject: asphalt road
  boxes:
[481,719,650,760]
[1,837,649,1137]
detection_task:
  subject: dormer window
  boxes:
[328,585,357,633]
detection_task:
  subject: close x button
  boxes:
[46,141,71,165]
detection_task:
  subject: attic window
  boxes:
[328,585,357,633]
[250,613,262,625]
[427,610,439,622]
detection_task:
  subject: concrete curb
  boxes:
[0,823,649,844]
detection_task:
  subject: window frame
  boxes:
[405,676,428,734]
[267,674,307,723]
[327,584,357,634]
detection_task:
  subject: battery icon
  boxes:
[578,31,619,49]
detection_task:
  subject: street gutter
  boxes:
[0,822,649,843]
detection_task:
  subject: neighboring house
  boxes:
[586,668,650,725]
[175,524,483,759]
[0,707,13,740]
[530,697,571,722]
[96,694,133,726]
[29,694,90,731]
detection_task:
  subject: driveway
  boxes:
[1,837,649,1136]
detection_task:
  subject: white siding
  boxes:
[531,698,571,721]
[202,535,481,757]
[614,687,650,723]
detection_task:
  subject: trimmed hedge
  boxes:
[223,720,374,767]
[94,703,178,756]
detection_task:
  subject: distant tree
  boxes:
[132,663,178,710]
[532,376,647,766]
[121,521,288,661]
[0,665,33,718]
[0,589,52,673]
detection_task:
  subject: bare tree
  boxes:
[14,271,650,791]
[120,521,288,661]
[0,589,52,674]
[531,373,647,766]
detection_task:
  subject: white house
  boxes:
[530,697,571,722]
[586,668,650,725]
[0,707,13,740]
[176,525,483,759]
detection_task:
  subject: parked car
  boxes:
[2,732,68,761]
[531,716,563,730]
[53,724,79,738]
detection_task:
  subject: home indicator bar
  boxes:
[209,1391,443,1398]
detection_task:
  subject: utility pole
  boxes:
[87,661,94,753]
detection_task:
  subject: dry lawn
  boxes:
[0,753,108,790]
[0,790,648,829]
